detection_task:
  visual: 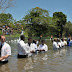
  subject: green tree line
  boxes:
[0,7,72,37]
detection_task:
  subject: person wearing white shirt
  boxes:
[53,39,59,50]
[17,35,30,58]
[0,35,11,64]
[61,38,65,47]
[33,40,38,52]
[25,38,36,56]
[36,40,39,45]
[57,39,62,48]
[64,40,67,46]
[38,40,48,52]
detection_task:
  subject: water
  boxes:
[0,37,72,72]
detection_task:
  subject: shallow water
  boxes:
[0,38,72,72]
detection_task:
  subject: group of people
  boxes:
[17,35,48,58]
[0,35,48,64]
[53,38,67,49]
[53,36,72,50]
[1,34,72,64]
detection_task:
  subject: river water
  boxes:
[0,37,72,72]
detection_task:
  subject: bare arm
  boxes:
[0,55,10,61]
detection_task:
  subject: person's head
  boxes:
[1,35,6,43]
[57,38,60,42]
[28,37,32,44]
[33,40,36,44]
[61,38,64,42]
[20,35,25,41]
[41,40,45,45]
[51,35,53,37]
[69,34,71,37]
[54,38,57,42]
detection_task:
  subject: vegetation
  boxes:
[53,12,67,37]
[0,13,14,26]
[23,7,49,37]
[0,7,72,38]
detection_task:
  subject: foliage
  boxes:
[0,13,14,26]
[0,7,71,38]
[0,30,2,35]
[23,7,49,36]
[53,12,67,37]
[64,21,72,37]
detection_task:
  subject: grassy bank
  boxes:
[0,30,51,39]
[5,32,28,38]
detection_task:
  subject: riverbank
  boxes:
[0,30,55,39]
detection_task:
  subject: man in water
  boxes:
[38,40,48,52]
[33,40,38,52]
[25,37,35,56]
[17,35,30,58]
[53,38,59,50]
[0,35,11,64]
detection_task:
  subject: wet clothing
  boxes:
[17,54,28,58]
[25,43,36,56]
[0,42,11,62]
[0,60,8,64]
[58,42,61,48]
[17,40,30,57]
[33,43,38,52]
[53,41,59,49]
[38,44,48,51]
[25,43,35,52]
[61,41,65,47]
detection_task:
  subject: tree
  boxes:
[53,12,67,37]
[64,21,72,37]
[0,13,14,26]
[14,20,26,30]
[23,7,49,36]
[0,0,14,12]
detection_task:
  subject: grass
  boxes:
[5,33,21,37]
[5,32,28,38]
[0,30,52,39]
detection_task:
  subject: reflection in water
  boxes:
[0,64,10,72]
[0,38,72,72]
[17,58,33,71]
[67,47,71,56]
[53,48,67,57]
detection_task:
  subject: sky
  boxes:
[5,0,72,22]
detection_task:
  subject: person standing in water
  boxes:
[17,35,30,58]
[0,35,11,64]
[53,38,59,50]
[25,38,36,56]
[38,40,48,52]
[33,40,38,52]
